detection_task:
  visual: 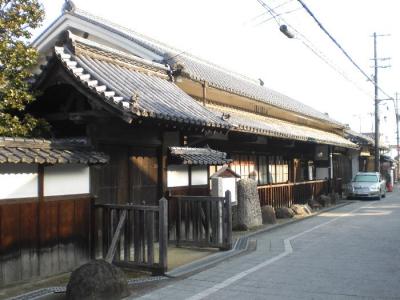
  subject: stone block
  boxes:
[66,260,129,300]
[261,205,277,224]
[308,198,321,210]
[275,207,295,219]
[290,204,310,216]
[236,179,262,229]
[318,194,331,207]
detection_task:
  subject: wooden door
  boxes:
[129,148,159,205]
[92,144,129,204]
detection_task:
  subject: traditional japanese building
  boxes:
[31,1,357,208]
[0,1,366,286]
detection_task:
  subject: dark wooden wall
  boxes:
[92,144,160,205]
[0,195,92,287]
[333,154,352,183]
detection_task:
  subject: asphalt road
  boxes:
[136,191,400,300]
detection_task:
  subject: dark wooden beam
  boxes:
[45,111,112,122]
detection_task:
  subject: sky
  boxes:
[33,0,400,149]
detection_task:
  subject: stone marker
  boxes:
[330,192,339,205]
[236,179,262,230]
[261,205,277,224]
[318,194,331,207]
[308,198,321,210]
[66,260,129,300]
[275,207,295,219]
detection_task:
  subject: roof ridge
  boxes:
[62,4,344,128]
[67,8,262,85]
[66,31,170,73]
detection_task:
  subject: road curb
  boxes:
[239,200,355,240]
[167,200,354,278]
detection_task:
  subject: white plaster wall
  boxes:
[316,167,329,180]
[191,166,208,185]
[0,164,38,199]
[44,164,89,196]
[167,165,189,187]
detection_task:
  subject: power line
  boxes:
[256,0,281,26]
[254,7,303,27]
[295,0,393,100]
[256,0,373,97]
[245,0,295,25]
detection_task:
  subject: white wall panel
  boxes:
[167,165,189,187]
[0,164,38,199]
[44,164,89,196]
[191,166,208,186]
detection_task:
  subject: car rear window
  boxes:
[353,175,378,182]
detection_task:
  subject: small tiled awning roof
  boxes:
[207,104,358,149]
[169,147,232,165]
[0,137,109,165]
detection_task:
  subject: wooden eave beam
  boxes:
[45,110,113,122]
[177,77,345,132]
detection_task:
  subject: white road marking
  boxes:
[186,203,373,300]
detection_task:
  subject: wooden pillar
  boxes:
[158,134,168,199]
[158,197,168,274]
[202,81,207,106]
[38,165,44,202]
[329,146,335,193]
[36,164,44,276]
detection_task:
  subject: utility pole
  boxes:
[395,93,400,180]
[373,32,380,172]
[371,32,391,173]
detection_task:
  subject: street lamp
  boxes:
[279,25,295,39]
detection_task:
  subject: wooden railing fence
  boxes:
[169,191,232,250]
[257,180,329,208]
[94,198,168,274]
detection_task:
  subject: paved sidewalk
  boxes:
[133,192,400,299]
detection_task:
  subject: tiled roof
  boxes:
[207,104,358,149]
[169,147,232,165]
[50,32,230,129]
[345,129,374,146]
[0,137,108,164]
[65,7,344,127]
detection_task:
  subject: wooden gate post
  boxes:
[222,190,232,250]
[159,197,168,274]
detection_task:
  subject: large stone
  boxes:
[330,193,339,205]
[303,204,313,215]
[290,204,310,216]
[236,179,262,229]
[275,207,295,219]
[261,205,277,224]
[318,194,331,207]
[66,260,129,300]
[308,198,321,210]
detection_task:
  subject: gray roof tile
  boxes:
[207,104,358,149]
[52,33,231,129]
[169,146,232,165]
[0,137,109,165]
[67,8,344,127]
